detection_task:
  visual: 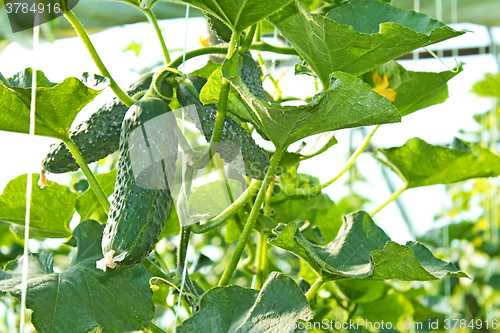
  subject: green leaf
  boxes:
[363,61,464,116]
[376,137,500,189]
[0,220,154,333]
[280,132,337,168]
[272,192,343,243]
[6,68,56,89]
[176,272,312,333]
[267,0,465,85]
[269,210,469,281]
[178,0,294,33]
[188,179,245,217]
[76,170,117,222]
[335,279,387,303]
[189,60,221,78]
[0,70,108,139]
[472,72,500,98]
[357,291,414,326]
[159,201,181,239]
[0,174,78,238]
[206,55,400,149]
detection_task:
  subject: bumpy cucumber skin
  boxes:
[177,79,270,180]
[41,72,154,174]
[102,97,174,269]
[241,52,267,101]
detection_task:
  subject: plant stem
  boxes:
[142,258,178,285]
[191,180,261,233]
[63,138,110,213]
[239,24,257,54]
[254,232,268,289]
[142,8,171,64]
[263,182,274,216]
[219,147,285,286]
[306,278,325,302]
[321,125,380,189]
[63,8,135,107]
[168,42,297,69]
[370,185,408,217]
[287,125,380,196]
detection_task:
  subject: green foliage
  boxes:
[0,0,484,331]
[363,60,464,116]
[377,137,500,189]
[0,174,78,238]
[176,272,312,332]
[204,55,401,149]
[268,0,464,86]
[179,0,294,33]
[269,211,468,280]
[0,70,108,139]
[0,220,154,333]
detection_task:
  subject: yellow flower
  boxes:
[372,73,397,102]
[199,36,210,48]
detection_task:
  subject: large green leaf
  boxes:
[268,211,469,281]
[178,0,293,33]
[76,170,117,222]
[0,69,108,139]
[176,271,312,333]
[376,137,500,189]
[0,220,154,333]
[363,61,464,116]
[0,174,78,238]
[267,0,465,85]
[203,55,400,149]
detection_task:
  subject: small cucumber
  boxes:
[241,52,267,101]
[98,97,176,270]
[42,72,154,174]
[177,77,270,180]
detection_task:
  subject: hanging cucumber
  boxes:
[98,95,177,271]
[176,77,270,180]
[41,72,154,174]
[241,52,267,101]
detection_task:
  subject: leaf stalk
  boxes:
[218,147,285,286]
[142,8,171,64]
[63,7,136,107]
[63,138,110,213]
[370,185,408,217]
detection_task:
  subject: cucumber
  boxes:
[98,97,176,270]
[177,78,270,180]
[241,52,267,101]
[41,72,154,174]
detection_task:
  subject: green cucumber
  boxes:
[177,77,270,180]
[98,97,176,270]
[41,72,154,174]
[241,52,267,101]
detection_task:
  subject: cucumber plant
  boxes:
[0,0,498,332]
